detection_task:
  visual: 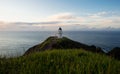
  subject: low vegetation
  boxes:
[25,36,104,55]
[0,49,120,74]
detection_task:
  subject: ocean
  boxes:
[0,31,120,57]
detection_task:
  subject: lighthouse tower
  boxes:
[58,27,63,38]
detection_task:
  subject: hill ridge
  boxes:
[24,36,104,55]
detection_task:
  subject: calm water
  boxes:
[0,31,120,57]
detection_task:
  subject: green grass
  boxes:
[0,49,120,74]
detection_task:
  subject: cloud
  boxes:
[12,21,61,25]
[49,13,76,20]
[0,11,120,31]
[0,21,11,30]
[89,11,110,18]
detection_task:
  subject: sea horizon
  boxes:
[0,31,120,57]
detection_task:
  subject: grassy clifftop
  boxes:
[0,49,120,74]
[24,36,104,55]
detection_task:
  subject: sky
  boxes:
[0,0,120,31]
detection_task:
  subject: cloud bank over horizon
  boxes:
[0,12,120,31]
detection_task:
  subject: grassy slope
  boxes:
[25,36,104,55]
[0,49,120,74]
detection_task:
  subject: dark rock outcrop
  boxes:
[107,47,120,60]
[24,36,104,55]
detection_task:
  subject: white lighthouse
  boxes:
[58,27,63,38]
